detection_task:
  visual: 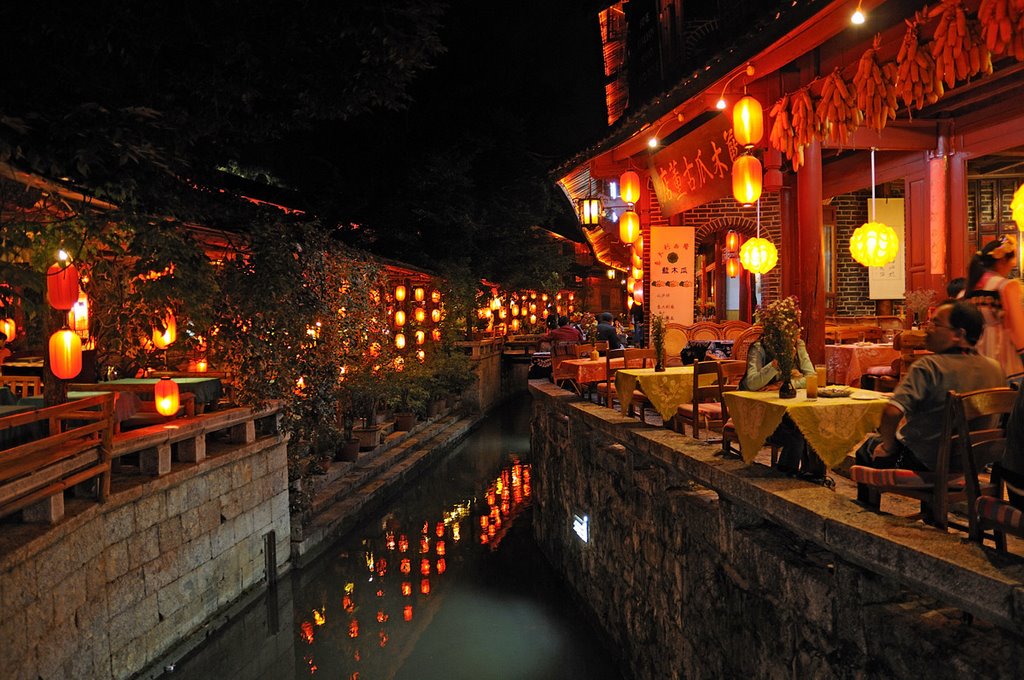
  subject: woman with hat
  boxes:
[963,234,1024,377]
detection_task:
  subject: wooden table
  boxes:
[825,343,900,387]
[19,390,141,429]
[722,389,888,467]
[88,377,222,409]
[559,357,624,386]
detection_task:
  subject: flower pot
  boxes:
[427,399,445,418]
[337,438,361,462]
[394,412,416,431]
[778,378,797,399]
[353,424,383,450]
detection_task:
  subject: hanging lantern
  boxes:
[414,308,426,323]
[49,329,82,379]
[726,256,741,278]
[511,318,520,332]
[627,277,636,294]
[0,318,15,343]
[431,328,442,341]
[733,95,764,148]
[632,252,643,269]
[606,269,616,279]
[189,358,209,373]
[637,236,644,255]
[529,314,537,325]
[47,251,79,310]
[395,333,406,349]
[620,171,641,204]
[578,197,602,225]
[541,293,548,302]
[739,237,779,274]
[732,155,762,206]
[395,285,408,303]
[627,297,634,309]
[490,297,501,311]
[414,287,425,302]
[155,377,180,416]
[416,349,426,362]
[619,210,640,244]
[431,308,441,323]
[152,311,177,349]
[395,310,407,327]
[431,290,441,303]
[69,290,89,335]
[633,287,644,305]
[849,222,899,267]
[415,330,425,345]
[725,230,740,253]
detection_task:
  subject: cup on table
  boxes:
[815,364,827,387]
[805,372,818,399]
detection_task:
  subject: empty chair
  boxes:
[674,360,743,440]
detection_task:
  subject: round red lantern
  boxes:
[619,210,640,244]
[620,171,641,204]
[49,329,82,379]
[0,317,15,343]
[47,256,79,310]
[733,95,764,148]
[155,377,180,416]
[732,155,762,206]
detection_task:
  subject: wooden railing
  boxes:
[0,375,43,398]
[0,393,114,522]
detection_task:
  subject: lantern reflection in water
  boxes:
[401,582,412,597]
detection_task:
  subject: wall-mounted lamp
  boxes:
[715,64,756,111]
[851,1,865,24]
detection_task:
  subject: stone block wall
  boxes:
[0,432,289,680]
[529,384,1024,679]
[458,339,503,413]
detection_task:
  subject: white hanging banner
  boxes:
[649,226,696,325]
[867,198,906,299]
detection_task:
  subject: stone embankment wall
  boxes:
[458,339,503,412]
[0,422,289,680]
[530,382,1024,679]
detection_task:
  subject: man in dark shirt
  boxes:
[595,312,622,349]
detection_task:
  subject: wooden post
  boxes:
[797,140,826,364]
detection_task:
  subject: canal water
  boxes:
[165,398,624,679]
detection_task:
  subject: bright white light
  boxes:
[572,514,589,543]
[851,9,865,24]
[609,210,618,222]
[647,137,658,148]
[716,97,727,110]
[609,181,618,199]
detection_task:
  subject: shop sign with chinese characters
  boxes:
[650,226,696,325]
[647,114,738,217]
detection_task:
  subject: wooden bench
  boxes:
[0,393,115,523]
[0,374,43,398]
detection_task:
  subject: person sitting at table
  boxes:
[739,337,817,477]
[541,315,584,343]
[595,312,622,350]
[854,301,1005,509]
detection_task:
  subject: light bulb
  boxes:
[647,137,658,148]
[716,97,727,110]
[851,3,865,24]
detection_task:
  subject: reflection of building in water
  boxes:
[295,456,532,676]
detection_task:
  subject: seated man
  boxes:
[739,337,817,476]
[595,312,622,350]
[541,315,584,343]
[855,300,1006,506]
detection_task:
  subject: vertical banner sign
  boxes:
[650,226,696,325]
[867,198,906,299]
[648,114,737,217]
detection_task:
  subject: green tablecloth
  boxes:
[18,391,140,424]
[103,377,223,406]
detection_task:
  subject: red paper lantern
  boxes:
[726,256,741,278]
[725,230,740,252]
[620,170,641,204]
[0,318,15,343]
[732,155,762,206]
[733,95,764,148]
[619,210,640,244]
[49,329,82,379]
[155,377,180,416]
[47,258,79,310]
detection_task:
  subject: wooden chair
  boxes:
[674,360,744,440]
[664,324,688,367]
[870,330,930,392]
[622,348,657,422]
[686,322,719,342]
[959,387,1020,550]
[850,388,1013,529]
[550,341,581,389]
[720,320,751,341]
[574,343,595,359]
[595,348,624,407]
[731,325,762,363]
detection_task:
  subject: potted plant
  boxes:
[650,313,667,372]
[387,360,430,431]
[904,288,937,329]
[755,296,801,399]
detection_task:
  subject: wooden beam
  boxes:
[822,121,939,152]
[822,150,927,198]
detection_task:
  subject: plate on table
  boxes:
[818,386,853,398]
[851,391,883,400]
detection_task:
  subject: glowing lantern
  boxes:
[739,237,779,274]
[431,289,441,303]
[432,328,442,341]
[732,155,762,206]
[619,210,640,244]
[414,308,426,323]
[633,287,644,305]
[529,314,537,325]
[415,349,425,361]
[155,377,180,416]
[395,285,407,302]
[420,579,430,595]
[606,269,616,279]
[69,290,89,334]
[627,277,636,294]
[578,197,602,225]
[47,251,79,310]
[849,222,899,267]
[725,230,740,252]
[1011,184,1024,229]
[415,330,425,345]
[49,329,82,379]
[0,318,15,343]
[188,358,209,372]
[620,170,641,204]
[627,297,634,309]
[395,333,406,349]
[511,318,520,332]
[733,95,764,148]
[490,297,501,311]
[632,252,643,269]
[632,266,643,281]
[637,236,644,255]
[152,311,176,349]
[541,293,548,302]
[394,310,406,327]
[726,256,741,278]
[414,287,425,302]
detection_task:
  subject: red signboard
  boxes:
[648,114,739,217]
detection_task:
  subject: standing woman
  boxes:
[963,234,1024,377]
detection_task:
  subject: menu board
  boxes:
[867,198,906,300]
[650,226,696,325]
